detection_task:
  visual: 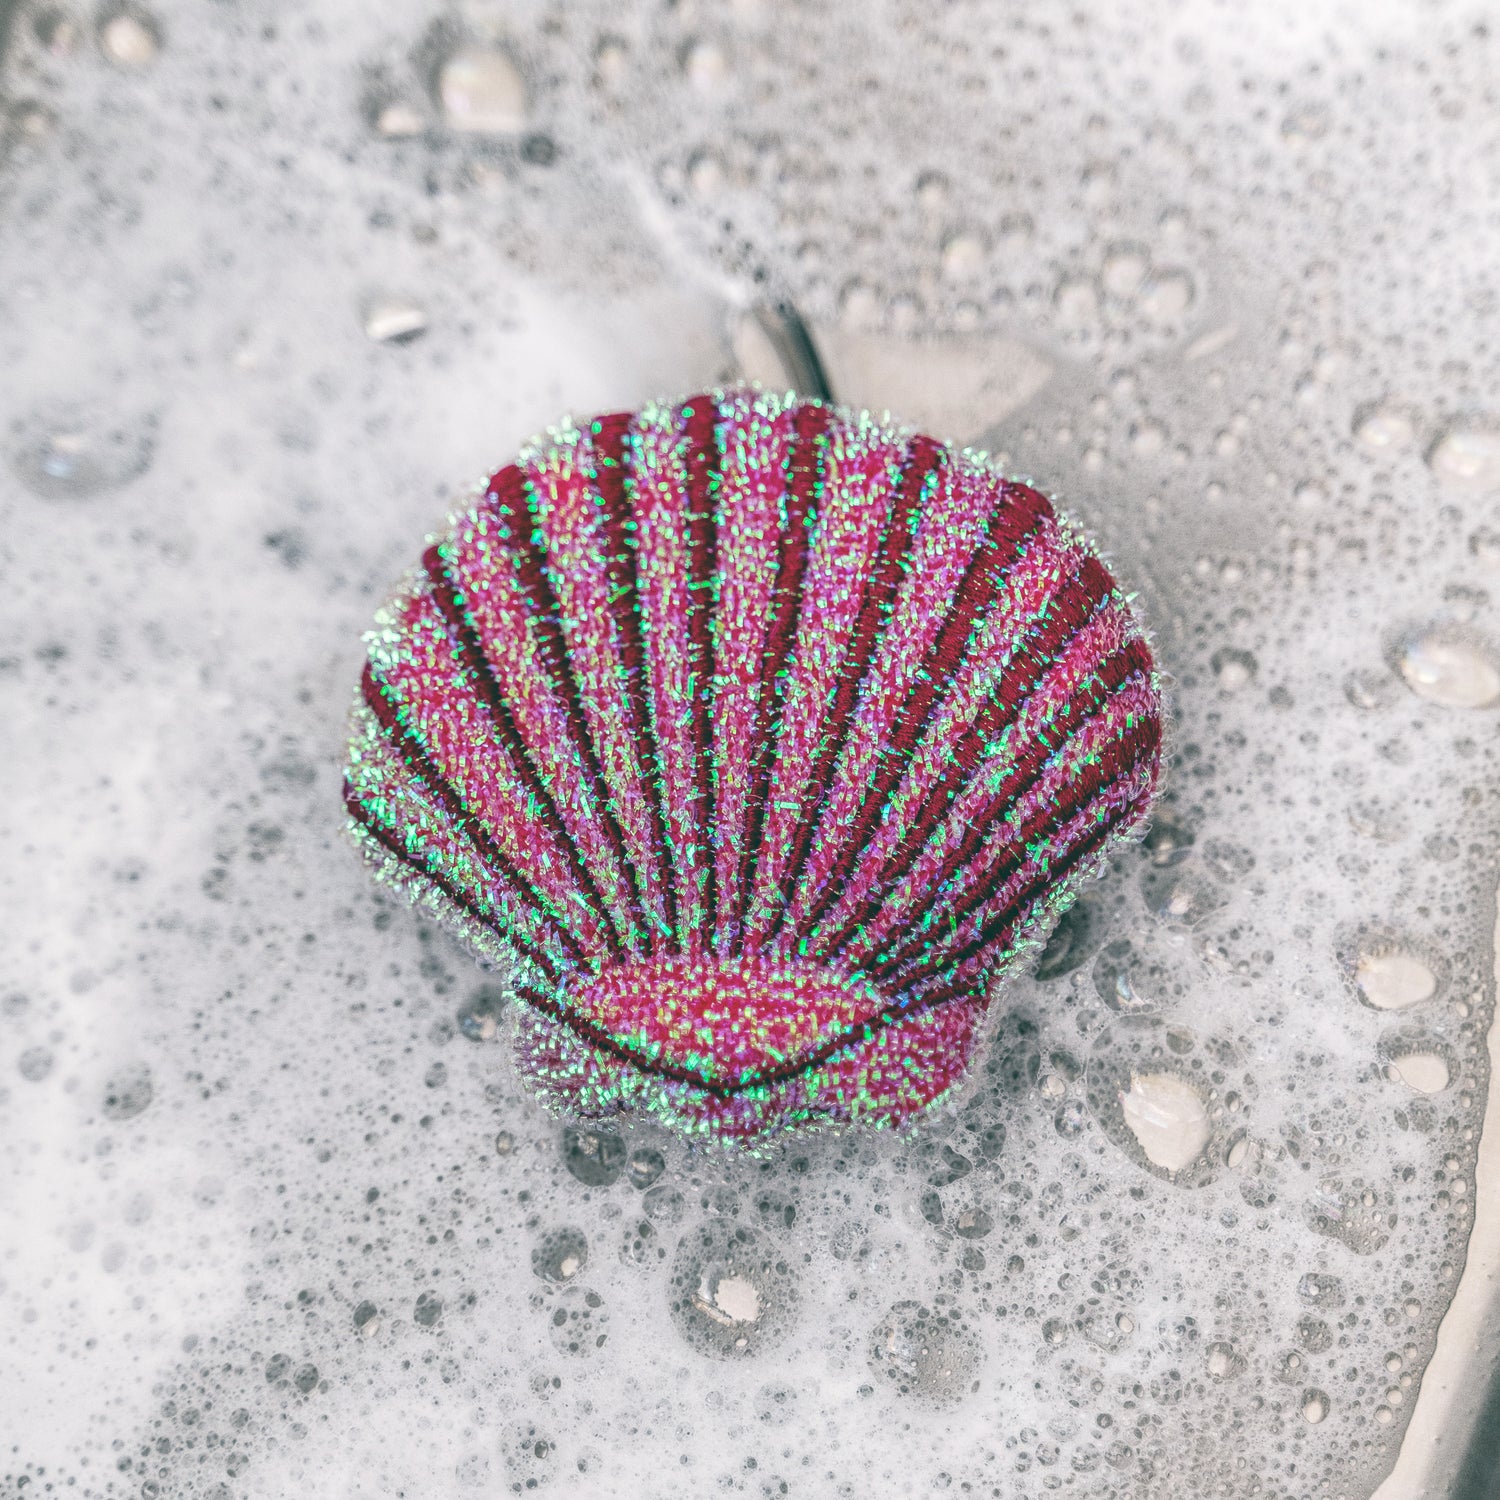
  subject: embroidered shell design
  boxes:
[345,387,1163,1141]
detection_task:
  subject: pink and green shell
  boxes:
[344,387,1164,1143]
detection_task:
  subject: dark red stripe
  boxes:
[422,545,625,962]
[764,434,944,944]
[485,466,650,950]
[345,784,561,986]
[869,715,1162,986]
[814,581,1135,957]
[591,413,678,948]
[682,396,722,934]
[731,400,832,935]
[798,483,1054,937]
[360,664,588,963]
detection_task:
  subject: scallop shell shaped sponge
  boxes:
[345,387,1164,1142]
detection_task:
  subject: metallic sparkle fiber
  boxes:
[344,388,1164,1142]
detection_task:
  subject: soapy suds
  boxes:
[1,1,1498,1496]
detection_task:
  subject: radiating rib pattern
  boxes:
[345,388,1164,1141]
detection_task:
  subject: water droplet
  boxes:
[1092,940,1162,1014]
[1426,423,1500,491]
[1394,623,1500,708]
[36,10,81,54]
[1033,898,1098,980]
[941,232,987,282]
[1212,647,1258,691]
[868,1301,982,1404]
[532,1226,589,1283]
[18,1046,54,1082]
[561,1126,625,1186]
[456,985,504,1040]
[438,47,527,134]
[1387,1049,1450,1094]
[99,11,159,66]
[681,39,729,91]
[546,1284,608,1356]
[1351,940,1438,1011]
[1296,1272,1345,1309]
[7,99,55,142]
[686,150,724,198]
[1120,1072,1211,1174]
[1281,104,1329,141]
[915,171,949,214]
[1344,669,1396,710]
[1353,403,1415,452]
[593,35,628,88]
[1141,865,1224,925]
[1130,421,1166,457]
[1301,1389,1329,1424]
[1139,269,1195,321]
[627,1148,666,1189]
[102,1062,153,1121]
[953,1207,993,1239]
[669,1221,797,1358]
[1101,245,1149,299]
[372,100,426,139]
[363,296,429,346]
[1470,525,1500,570]
[643,1184,685,1225]
[12,402,157,499]
[1054,276,1100,325]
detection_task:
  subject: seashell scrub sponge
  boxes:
[344,387,1164,1142]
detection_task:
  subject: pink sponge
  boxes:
[345,388,1163,1142]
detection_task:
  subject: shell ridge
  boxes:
[906,754,1159,999]
[486,461,651,954]
[525,426,672,936]
[825,627,1153,962]
[824,534,1095,927]
[708,390,795,953]
[420,542,628,962]
[780,458,997,940]
[843,672,1161,969]
[631,404,718,946]
[681,395,724,948]
[762,430,943,946]
[903,710,1163,978]
[798,484,1054,944]
[872,715,1162,990]
[731,400,832,942]
[524,433,676,949]
[343,780,562,987]
[837,547,1118,928]
[593,410,681,946]
[856,596,1138,912]
[512,962,982,1101]
[370,566,618,957]
[355,663,588,964]
[744,413,900,941]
